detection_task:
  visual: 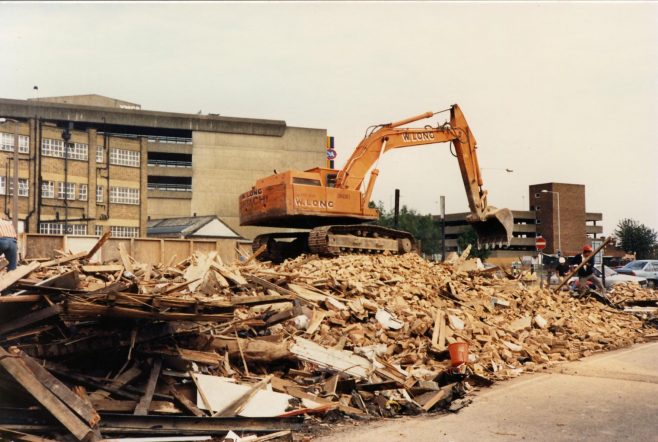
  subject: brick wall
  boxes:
[0,119,146,235]
[529,183,587,256]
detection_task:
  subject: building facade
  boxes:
[0,95,327,238]
[0,119,147,237]
[441,182,603,261]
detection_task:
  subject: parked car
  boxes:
[616,260,658,288]
[568,265,647,290]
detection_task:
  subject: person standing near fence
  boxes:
[0,213,17,271]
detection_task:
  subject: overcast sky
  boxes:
[1,2,656,235]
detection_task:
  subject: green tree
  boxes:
[370,201,443,255]
[614,218,658,259]
[457,225,491,261]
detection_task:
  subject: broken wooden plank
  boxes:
[0,346,95,441]
[85,231,111,260]
[89,365,142,401]
[168,383,205,417]
[431,310,447,351]
[91,399,182,414]
[81,265,123,273]
[305,310,326,336]
[289,337,371,379]
[16,349,100,427]
[0,304,62,337]
[134,359,162,416]
[421,383,456,412]
[210,262,247,286]
[117,242,134,274]
[40,252,86,268]
[0,261,41,293]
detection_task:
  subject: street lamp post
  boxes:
[541,190,561,254]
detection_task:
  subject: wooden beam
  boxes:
[17,350,100,427]
[81,265,123,273]
[0,304,62,337]
[85,231,111,260]
[555,237,612,291]
[0,346,94,441]
[168,384,205,417]
[88,365,142,401]
[134,359,162,416]
[0,261,41,293]
[118,243,134,274]
[40,252,87,269]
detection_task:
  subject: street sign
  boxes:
[326,149,337,160]
[535,237,546,251]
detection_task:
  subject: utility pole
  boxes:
[393,189,400,228]
[12,119,19,233]
[440,195,446,261]
[62,124,72,235]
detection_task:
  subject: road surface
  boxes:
[314,341,658,441]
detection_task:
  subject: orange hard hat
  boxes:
[583,245,593,253]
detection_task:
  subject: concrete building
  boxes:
[440,182,603,262]
[0,95,327,238]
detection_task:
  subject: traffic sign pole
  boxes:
[535,237,546,288]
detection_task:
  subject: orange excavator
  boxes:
[239,104,513,262]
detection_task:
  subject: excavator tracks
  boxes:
[253,225,415,263]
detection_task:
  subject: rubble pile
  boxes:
[0,237,655,441]
[270,253,648,379]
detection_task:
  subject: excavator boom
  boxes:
[239,104,513,261]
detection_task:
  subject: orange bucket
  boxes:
[448,342,469,366]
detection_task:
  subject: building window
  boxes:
[79,184,88,201]
[7,178,29,197]
[67,143,89,161]
[109,148,140,167]
[96,185,104,203]
[42,139,88,160]
[0,176,4,194]
[57,182,76,200]
[39,223,63,235]
[39,223,87,236]
[42,139,65,157]
[110,186,139,205]
[1,133,29,153]
[96,145,104,163]
[18,179,28,197]
[41,181,55,199]
[110,226,139,238]
[95,225,105,236]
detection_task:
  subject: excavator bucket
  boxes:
[469,208,514,249]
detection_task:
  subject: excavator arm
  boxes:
[335,105,513,247]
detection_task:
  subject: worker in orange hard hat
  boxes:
[572,244,605,296]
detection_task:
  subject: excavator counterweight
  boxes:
[240,104,513,261]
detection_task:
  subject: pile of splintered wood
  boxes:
[0,236,655,441]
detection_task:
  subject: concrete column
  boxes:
[139,137,148,237]
[87,129,97,235]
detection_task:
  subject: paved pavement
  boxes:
[314,342,658,442]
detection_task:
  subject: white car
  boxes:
[568,265,647,290]
[616,260,658,288]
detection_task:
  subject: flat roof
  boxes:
[0,97,287,137]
